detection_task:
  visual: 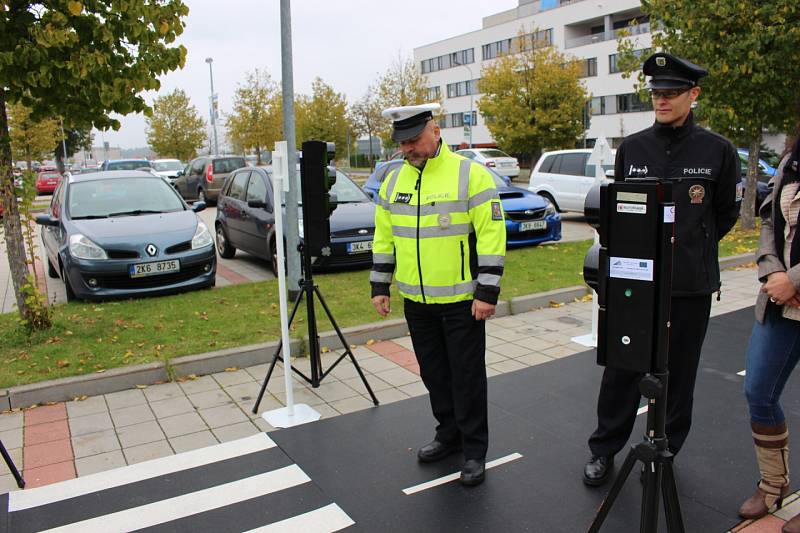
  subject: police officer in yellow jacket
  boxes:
[370,103,506,486]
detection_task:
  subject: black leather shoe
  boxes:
[417,440,461,463]
[460,459,485,486]
[583,455,614,487]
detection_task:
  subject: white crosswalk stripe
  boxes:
[6,434,354,533]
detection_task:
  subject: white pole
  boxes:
[272,158,295,416]
[262,141,320,428]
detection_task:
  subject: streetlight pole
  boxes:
[457,62,475,149]
[205,57,219,156]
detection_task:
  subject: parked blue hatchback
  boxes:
[35,170,216,302]
[363,159,561,247]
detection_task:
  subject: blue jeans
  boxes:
[745,304,800,426]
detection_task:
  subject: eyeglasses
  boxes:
[650,88,691,100]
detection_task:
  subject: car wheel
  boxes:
[270,238,279,277]
[198,189,207,204]
[47,258,58,278]
[216,225,236,259]
[60,264,77,302]
[538,192,561,213]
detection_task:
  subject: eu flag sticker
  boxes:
[491,201,503,220]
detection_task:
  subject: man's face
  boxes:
[399,121,441,167]
[651,86,701,126]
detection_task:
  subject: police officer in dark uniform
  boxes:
[583,53,740,486]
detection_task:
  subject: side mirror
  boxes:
[177,169,184,177]
[192,201,206,213]
[604,169,615,179]
[35,213,59,227]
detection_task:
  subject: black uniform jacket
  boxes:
[614,112,740,296]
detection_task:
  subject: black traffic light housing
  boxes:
[299,140,337,257]
[582,179,675,373]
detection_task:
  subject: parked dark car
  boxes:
[100,159,152,171]
[35,170,215,302]
[215,166,375,275]
[173,155,246,205]
[364,160,561,247]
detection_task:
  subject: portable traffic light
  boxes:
[300,140,337,257]
[582,179,675,373]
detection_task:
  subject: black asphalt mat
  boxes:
[271,307,800,532]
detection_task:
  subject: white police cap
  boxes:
[382,103,441,142]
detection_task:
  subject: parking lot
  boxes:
[0,198,595,314]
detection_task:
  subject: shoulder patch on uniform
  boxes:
[395,192,412,204]
[491,201,503,220]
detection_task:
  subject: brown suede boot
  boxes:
[738,422,790,519]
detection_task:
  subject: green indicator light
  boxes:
[624,289,632,298]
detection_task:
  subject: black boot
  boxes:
[417,440,461,463]
[460,459,485,486]
[583,455,614,487]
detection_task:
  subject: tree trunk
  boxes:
[740,134,761,230]
[0,87,34,318]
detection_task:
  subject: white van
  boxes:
[528,149,615,212]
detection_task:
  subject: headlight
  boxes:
[69,234,108,260]
[192,220,213,249]
[544,202,557,216]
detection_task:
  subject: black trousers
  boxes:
[404,298,488,460]
[588,295,713,458]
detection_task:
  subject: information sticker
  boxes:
[616,202,647,215]
[664,205,675,223]
[609,257,654,282]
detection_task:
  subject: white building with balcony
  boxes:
[414,0,655,154]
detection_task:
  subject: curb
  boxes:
[2,255,755,407]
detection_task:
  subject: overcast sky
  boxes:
[96,0,519,150]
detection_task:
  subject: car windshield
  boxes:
[68,177,185,219]
[152,161,183,171]
[282,170,369,204]
[108,160,150,170]
[480,150,511,158]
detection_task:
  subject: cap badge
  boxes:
[656,57,666,67]
[688,184,705,204]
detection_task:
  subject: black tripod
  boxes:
[252,242,379,414]
[588,372,684,533]
[0,439,24,488]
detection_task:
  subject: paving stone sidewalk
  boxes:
[0,265,773,530]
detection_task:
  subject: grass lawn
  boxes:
[0,222,760,389]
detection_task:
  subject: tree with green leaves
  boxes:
[375,56,430,146]
[295,78,351,158]
[350,84,384,169]
[54,127,93,173]
[478,31,589,160]
[146,89,206,161]
[7,102,60,170]
[620,1,800,228]
[225,70,280,165]
[0,1,188,327]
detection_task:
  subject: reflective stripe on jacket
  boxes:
[370,142,506,304]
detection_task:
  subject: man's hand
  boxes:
[763,272,798,306]
[472,299,496,321]
[372,295,391,317]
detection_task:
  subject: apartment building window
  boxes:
[577,57,598,78]
[427,86,442,101]
[585,93,652,116]
[609,48,651,74]
[482,29,553,60]
[420,48,474,74]
[439,111,478,129]
[446,79,480,98]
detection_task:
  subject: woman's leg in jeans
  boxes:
[744,306,800,499]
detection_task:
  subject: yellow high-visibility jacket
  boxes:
[370,142,506,304]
